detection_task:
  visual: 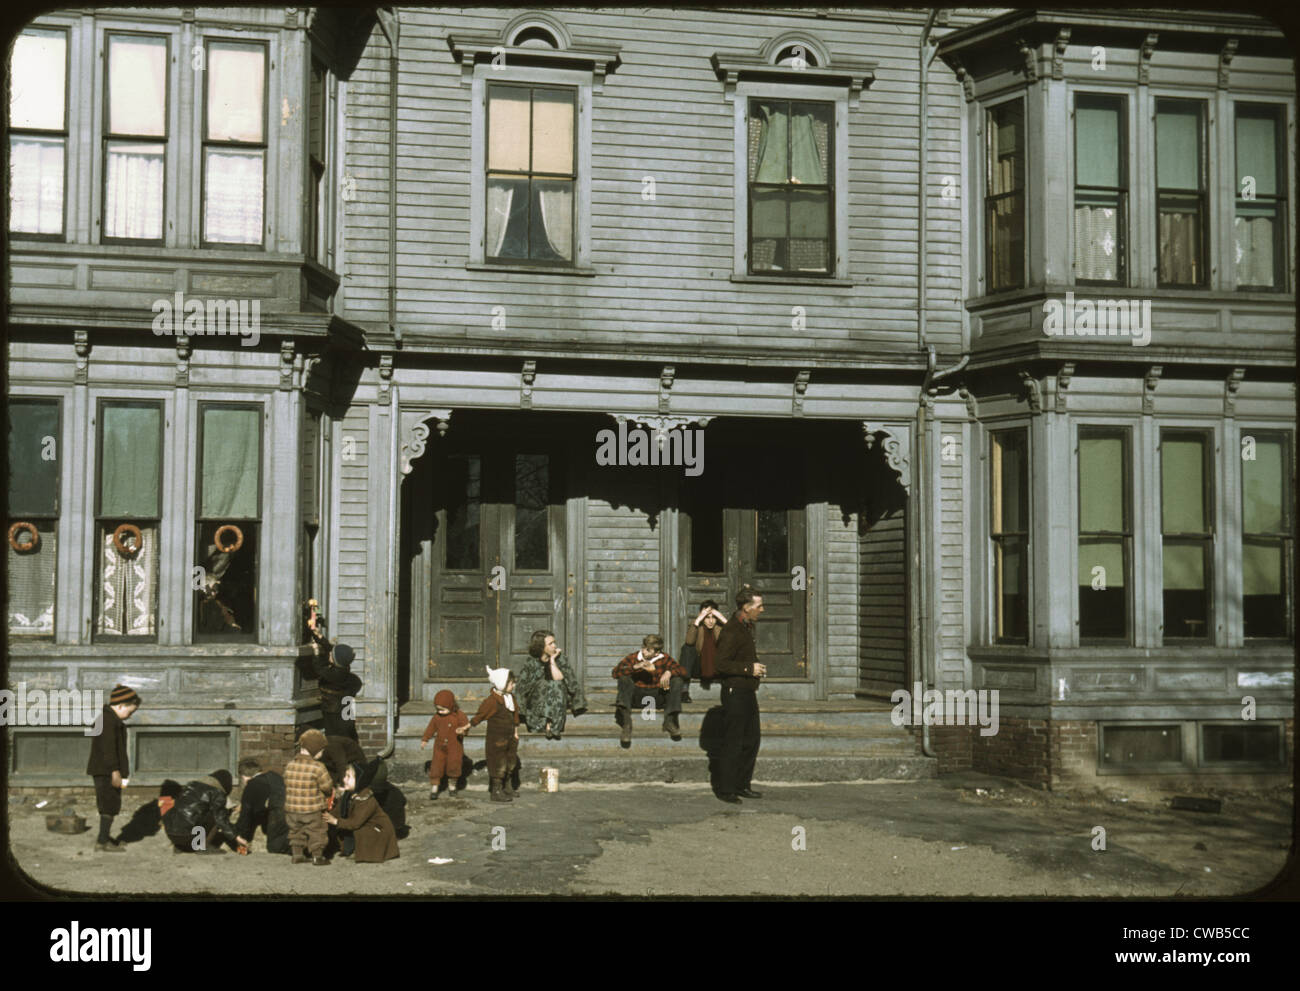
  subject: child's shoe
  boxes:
[489,778,513,803]
[291,848,307,864]
[94,840,126,853]
[313,856,330,866]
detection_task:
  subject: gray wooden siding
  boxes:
[826,508,860,696]
[583,497,661,676]
[858,510,907,695]
[938,415,968,690]
[341,7,968,356]
[332,404,371,677]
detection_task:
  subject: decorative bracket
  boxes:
[175,336,192,388]
[614,413,712,449]
[74,330,90,385]
[959,385,979,421]
[1143,365,1163,414]
[1218,39,1238,89]
[658,366,675,414]
[378,354,394,399]
[862,422,911,494]
[399,408,453,474]
[1224,367,1245,416]
[1017,38,1038,82]
[793,370,810,418]
[1018,370,1042,414]
[1052,28,1071,80]
[1138,34,1158,85]
[521,360,537,409]
[1055,361,1075,413]
[278,340,297,392]
[949,55,975,103]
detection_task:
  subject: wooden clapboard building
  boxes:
[5,6,1293,790]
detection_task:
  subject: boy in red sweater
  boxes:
[461,666,519,803]
[420,689,470,801]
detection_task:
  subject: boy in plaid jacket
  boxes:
[284,729,334,865]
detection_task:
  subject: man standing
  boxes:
[712,585,765,804]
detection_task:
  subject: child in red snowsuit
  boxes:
[420,689,469,800]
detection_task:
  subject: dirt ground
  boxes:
[5,774,1293,898]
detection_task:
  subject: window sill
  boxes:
[730,273,854,287]
[467,262,597,277]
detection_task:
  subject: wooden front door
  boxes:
[678,446,808,678]
[427,447,565,680]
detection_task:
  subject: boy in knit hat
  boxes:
[462,667,519,803]
[420,689,470,800]
[284,728,334,864]
[86,684,141,852]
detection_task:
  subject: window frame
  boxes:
[6,397,63,639]
[8,25,70,241]
[306,54,338,268]
[984,95,1027,293]
[200,37,269,250]
[1239,428,1293,641]
[93,398,165,643]
[1158,427,1215,643]
[989,426,1030,644]
[100,30,170,246]
[192,400,265,643]
[1232,101,1289,292]
[1071,91,1129,286]
[1154,96,1209,288]
[1076,425,1133,644]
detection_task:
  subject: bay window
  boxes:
[202,39,267,246]
[103,33,168,243]
[1078,428,1131,641]
[1241,431,1293,639]
[1073,93,1127,284]
[1160,430,1213,640]
[8,28,67,237]
[1155,98,1207,287]
[1234,103,1287,290]
[985,99,1024,292]
[990,428,1029,642]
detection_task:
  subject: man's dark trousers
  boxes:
[719,681,760,794]
[616,675,685,715]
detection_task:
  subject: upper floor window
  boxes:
[202,39,267,246]
[1241,431,1293,639]
[7,398,61,637]
[104,33,168,243]
[990,428,1029,642]
[748,99,834,276]
[1074,93,1127,285]
[1155,98,1207,287]
[307,58,337,267]
[8,28,67,238]
[486,84,576,265]
[1160,429,1213,641]
[985,99,1024,292]
[1234,103,1287,291]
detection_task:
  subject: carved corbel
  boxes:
[1218,39,1238,89]
[400,408,453,474]
[1018,370,1042,414]
[74,330,90,385]
[521,360,537,409]
[1224,367,1245,416]
[658,366,675,414]
[862,422,911,494]
[1018,38,1038,82]
[1052,28,1071,80]
[1143,365,1163,414]
[959,385,979,421]
[793,370,810,418]
[175,336,192,388]
[378,354,394,398]
[1055,362,1075,413]
[1138,34,1158,85]
[949,56,975,103]
[615,413,711,449]
[279,340,297,391]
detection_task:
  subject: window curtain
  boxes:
[752,104,827,184]
[204,148,264,243]
[8,137,64,234]
[1158,209,1200,284]
[1075,204,1119,280]
[99,526,156,636]
[1235,213,1275,287]
[486,183,514,256]
[100,405,160,518]
[104,144,164,239]
[200,407,260,518]
[8,528,55,634]
[537,183,573,260]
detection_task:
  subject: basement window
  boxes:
[1201,723,1284,767]
[1099,723,1183,768]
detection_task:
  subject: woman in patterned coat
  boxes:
[515,629,587,739]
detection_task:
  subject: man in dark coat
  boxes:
[232,759,289,854]
[162,770,241,853]
[85,684,141,852]
[712,585,766,804]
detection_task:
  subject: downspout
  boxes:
[376,9,400,346]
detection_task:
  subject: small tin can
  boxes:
[539,767,560,792]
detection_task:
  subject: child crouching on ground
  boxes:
[284,729,333,865]
[420,689,470,800]
[323,762,399,863]
[462,667,519,803]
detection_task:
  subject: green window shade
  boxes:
[1076,101,1120,188]
[1243,436,1285,533]
[1243,541,1282,595]
[1078,537,1125,588]
[1079,434,1124,531]
[100,405,161,517]
[1236,111,1278,197]
[1156,103,1201,190]
[1162,543,1205,590]
[200,407,260,518]
[8,401,59,514]
[1161,436,1206,532]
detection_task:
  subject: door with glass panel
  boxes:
[428,448,565,679]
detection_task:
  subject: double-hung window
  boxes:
[1160,430,1213,641]
[1234,103,1287,290]
[7,399,61,637]
[1241,432,1293,639]
[202,40,267,246]
[103,33,168,243]
[8,28,68,237]
[486,84,576,265]
[747,99,834,275]
[990,428,1029,642]
[1073,94,1127,284]
[1155,98,1207,287]
[1077,428,1131,641]
[985,99,1025,292]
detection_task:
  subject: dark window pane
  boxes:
[1158,198,1203,285]
[994,535,1027,640]
[530,178,573,261]
[1102,725,1181,764]
[97,522,158,636]
[1203,724,1280,763]
[690,507,723,574]
[99,404,161,518]
[755,509,789,574]
[199,406,261,519]
[987,193,1024,290]
[8,522,56,635]
[1078,537,1126,638]
[992,431,1027,533]
[309,63,326,161]
[195,521,258,637]
[1242,539,1285,638]
[514,454,549,571]
[988,101,1023,195]
[1162,540,1208,639]
[8,400,60,514]
[444,456,481,570]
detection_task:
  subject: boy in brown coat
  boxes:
[462,666,519,803]
[324,763,399,863]
[284,729,334,865]
[420,689,470,800]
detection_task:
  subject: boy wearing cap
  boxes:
[462,668,520,803]
[284,729,334,865]
[86,684,140,852]
[420,689,470,800]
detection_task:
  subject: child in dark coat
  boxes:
[324,763,399,863]
[420,689,470,800]
[85,684,141,852]
[463,666,519,803]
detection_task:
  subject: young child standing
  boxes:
[284,729,334,865]
[420,689,470,800]
[86,684,141,852]
[462,667,519,803]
